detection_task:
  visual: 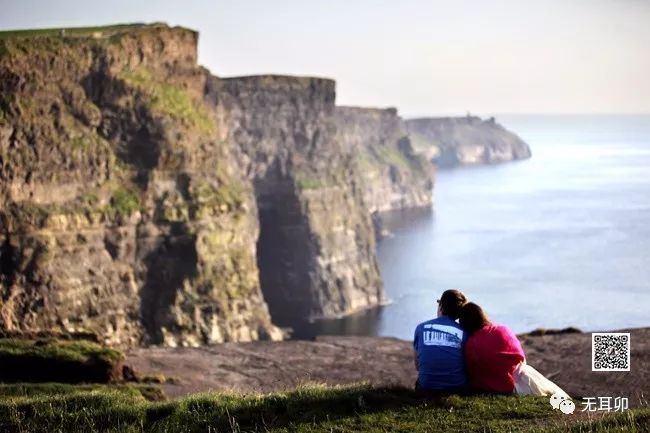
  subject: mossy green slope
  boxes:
[0,338,124,383]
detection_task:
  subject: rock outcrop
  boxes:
[406,115,531,167]
[0,24,433,345]
[126,328,650,403]
[0,25,281,346]
[335,107,432,213]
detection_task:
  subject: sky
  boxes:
[1,0,649,116]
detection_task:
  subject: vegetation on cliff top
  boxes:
[0,338,122,363]
[0,383,647,432]
[118,68,215,134]
[354,137,428,177]
[0,338,124,384]
[0,23,147,39]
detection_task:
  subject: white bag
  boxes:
[513,361,570,398]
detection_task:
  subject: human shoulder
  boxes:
[438,315,463,330]
[493,323,516,335]
[416,318,437,328]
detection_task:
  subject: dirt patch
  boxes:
[126,328,649,405]
[126,336,415,398]
[521,327,648,405]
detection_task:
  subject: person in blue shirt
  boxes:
[413,289,468,392]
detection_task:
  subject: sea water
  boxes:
[293,114,650,340]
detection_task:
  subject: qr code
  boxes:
[592,333,630,371]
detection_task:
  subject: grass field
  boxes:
[0,383,647,433]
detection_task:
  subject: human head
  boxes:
[458,302,491,335]
[437,289,467,320]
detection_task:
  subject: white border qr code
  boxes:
[592,332,630,372]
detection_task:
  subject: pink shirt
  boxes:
[464,324,525,394]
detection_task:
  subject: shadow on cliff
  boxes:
[138,222,198,345]
[0,235,17,292]
[81,70,162,185]
[81,69,200,344]
[254,173,314,328]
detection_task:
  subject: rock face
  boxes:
[0,25,281,346]
[0,24,433,345]
[335,107,433,213]
[406,116,531,168]
[205,76,384,323]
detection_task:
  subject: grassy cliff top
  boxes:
[219,73,337,88]
[0,383,646,432]
[0,338,125,384]
[0,22,185,40]
[337,105,399,115]
[0,338,122,363]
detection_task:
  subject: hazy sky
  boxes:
[2,0,649,116]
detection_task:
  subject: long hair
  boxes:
[459,302,491,335]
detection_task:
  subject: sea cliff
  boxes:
[335,107,432,213]
[0,25,286,347]
[205,76,386,323]
[406,115,531,167]
[0,24,432,345]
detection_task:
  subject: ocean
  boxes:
[293,114,650,340]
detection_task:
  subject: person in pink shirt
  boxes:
[459,302,525,394]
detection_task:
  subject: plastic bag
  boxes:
[513,361,570,397]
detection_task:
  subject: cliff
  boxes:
[0,24,281,346]
[0,24,433,345]
[406,115,531,167]
[335,107,433,213]
[205,76,384,323]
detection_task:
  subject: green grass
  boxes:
[0,384,164,402]
[0,383,647,433]
[295,176,324,190]
[0,339,122,364]
[0,185,141,229]
[292,167,341,191]
[109,186,142,218]
[118,68,215,134]
[373,145,410,169]
[359,141,428,176]
[0,338,124,384]
[0,23,146,40]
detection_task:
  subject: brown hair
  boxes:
[439,289,467,320]
[458,302,491,335]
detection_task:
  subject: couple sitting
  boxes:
[414,289,566,396]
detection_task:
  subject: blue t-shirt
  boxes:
[413,316,467,390]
